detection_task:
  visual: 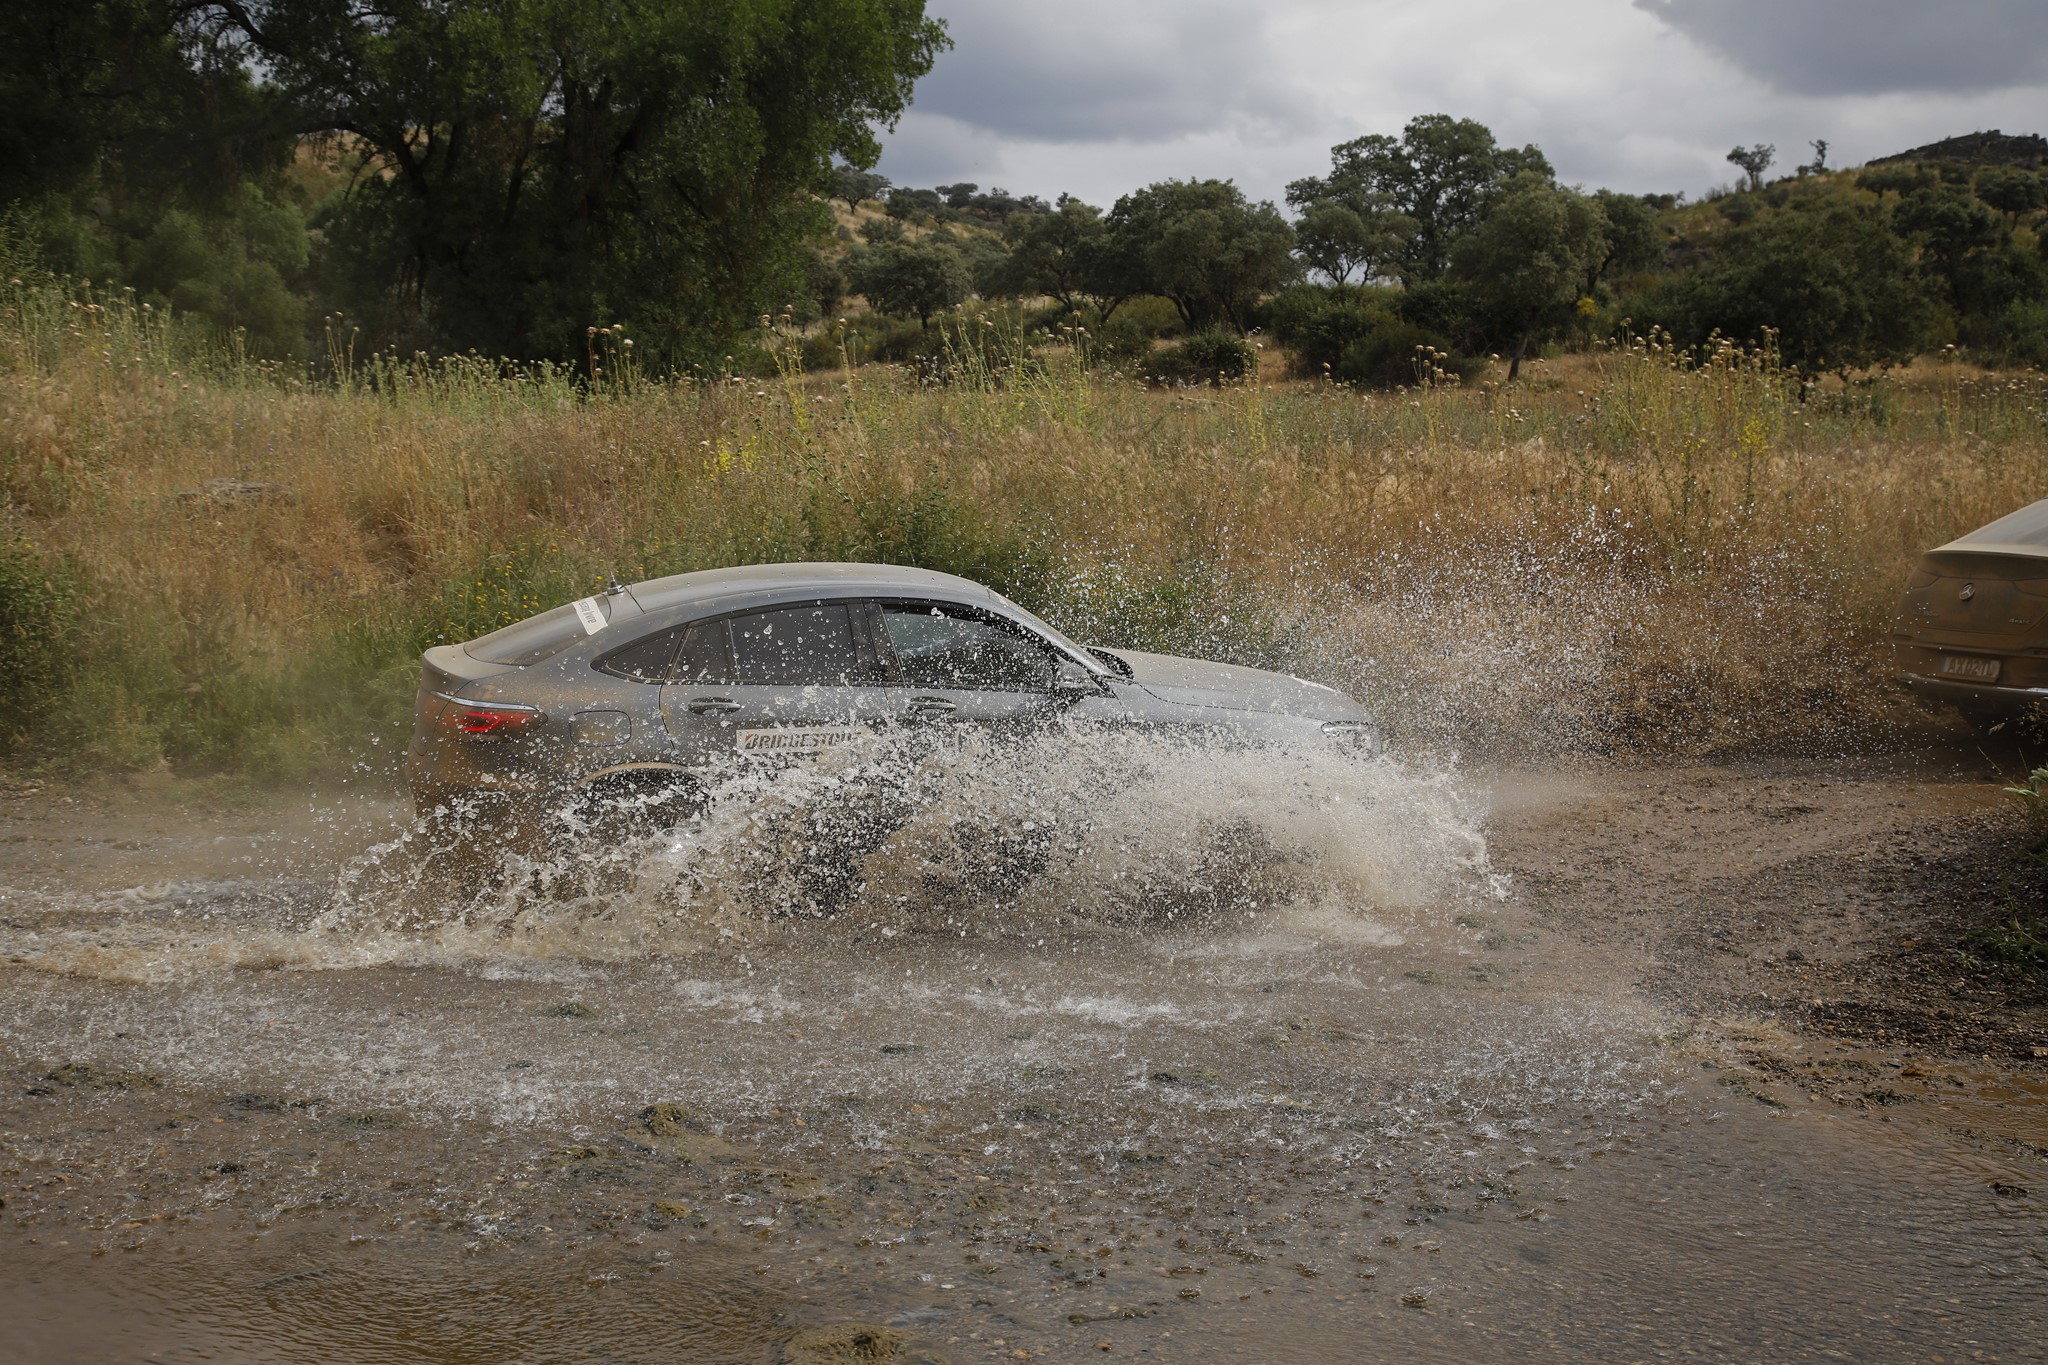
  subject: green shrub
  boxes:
[1255,283,1339,342]
[1987,298,2048,367]
[1857,164,1935,198]
[840,314,930,365]
[1264,286,1477,388]
[1084,313,1156,371]
[1112,295,1183,339]
[799,331,845,371]
[1055,295,1180,372]
[1264,285,1379,376]
[1717,193,1760,225]
[1970,905,2048,974]
[1147,327,1253,386]
[0,540,78,744]
[1390,279,1471,340]
[827,486,1058,607]
[1044,559,1296,672]
[1336,320,1478,389]
[427,540,612,651]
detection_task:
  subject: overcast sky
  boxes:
[874,0,2048,206]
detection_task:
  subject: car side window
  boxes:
[598,627,685,683]
[676,621,732,685]
[729,604,873,686]
[598,621,731,684]
[879,602,1058,692]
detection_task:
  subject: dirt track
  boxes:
[1,743,2045,1362]
[1491,748,2048,1066]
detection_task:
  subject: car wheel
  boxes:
[565,770,704,840]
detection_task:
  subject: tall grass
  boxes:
[4,276,2046,775]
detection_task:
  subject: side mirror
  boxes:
[1052,659,1103,697]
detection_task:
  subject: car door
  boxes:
[871,599,1087,732]
[658,600,895,768]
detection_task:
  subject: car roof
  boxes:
[1937,498,2048,560]
[626,562,999,615]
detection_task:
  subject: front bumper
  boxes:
[1901,672,2048,718]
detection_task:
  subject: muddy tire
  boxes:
[564,770,704,842]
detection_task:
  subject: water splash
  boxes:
[305,725,1495,968]
[0,726,1493,990]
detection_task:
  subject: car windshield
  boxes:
[465,597,611,666]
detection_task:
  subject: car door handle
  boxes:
[905,696,957,717]
[685,696,741,714]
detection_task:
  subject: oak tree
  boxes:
[189,0,949,365]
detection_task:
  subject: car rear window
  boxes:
[1949,497,2048,551]
[464,597,613,666]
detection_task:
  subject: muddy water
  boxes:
[1,739,2043,1362]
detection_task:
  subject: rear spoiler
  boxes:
[421,644,516,693]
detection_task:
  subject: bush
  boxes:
[826,486,1058,607]
[1146,327,1254,386]
[1857,164,1935,198]
[1265,285,1475,389]
[1112,295,1184,339]
[1083,314,1155,371]
[798,331,845,371]
[0,540,78,744]
[1334,320,1477,389]
[1391,279,1474,339]
[1256,283,1336,337]
[840,314,930,365]
[1639,196,1935,373]
[1986,299,2048,367]
[1717,194,1760,225]
[1263,285,1379,376]
[1077,295,1183,372]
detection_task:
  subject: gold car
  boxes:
[1897,498,2048,722]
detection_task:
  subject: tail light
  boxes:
[434,693,545,736]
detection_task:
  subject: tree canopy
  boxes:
[8,0,948,367]
[1100,180,1297,332]
[847,237,969,327]
[1727,144,1776,193]
[1450,174,1607,380]
[225,0,946,365]
[1298,116,1551,284]
[8,15,2045,388]
[996,198,1108,312]
[1651,194,1935,374]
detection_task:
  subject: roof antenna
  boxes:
[604,569,627,596]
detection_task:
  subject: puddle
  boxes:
[1,744,2043,1361]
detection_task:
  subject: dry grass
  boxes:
[3,279,2045,775]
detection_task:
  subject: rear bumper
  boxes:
[1901,672,2048,717]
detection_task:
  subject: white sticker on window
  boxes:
[572,597,608,634]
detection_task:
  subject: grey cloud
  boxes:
[1636,0,2048,95]
[912,0,1314,143]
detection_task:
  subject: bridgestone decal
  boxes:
[736,727,866,754]
[572,597,607,634]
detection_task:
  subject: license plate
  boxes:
[1938,654,2001,682]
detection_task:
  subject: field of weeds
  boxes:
[3,280,2046,776]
